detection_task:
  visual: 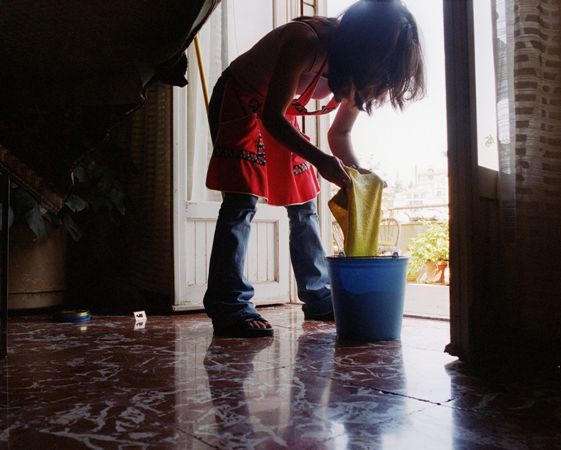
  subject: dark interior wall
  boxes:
[65,83,174,314]
[126,83,174,302]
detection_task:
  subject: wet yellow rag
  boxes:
[328,167,384,257]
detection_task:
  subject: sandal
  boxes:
[213,316,274,338]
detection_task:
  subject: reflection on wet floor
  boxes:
[1,305,560,449]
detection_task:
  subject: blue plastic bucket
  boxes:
[326,256,409,342]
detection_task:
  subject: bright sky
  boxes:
[327,0,498,184]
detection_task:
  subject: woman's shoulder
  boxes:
[288,16,338,40]
[279,17,336,70]
[279,17,334,53]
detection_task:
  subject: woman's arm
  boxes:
[327,99,361,167]
[330,101,386,184]
[260,24,351,188]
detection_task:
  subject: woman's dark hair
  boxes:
[328,0,425,113]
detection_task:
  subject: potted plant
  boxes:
[8,141,130,310]
[407,220,449,284]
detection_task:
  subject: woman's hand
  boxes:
[316,153,351,189]
[350,165,372,175]
[349,165,388,188]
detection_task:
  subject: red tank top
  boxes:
[206,61,339,206]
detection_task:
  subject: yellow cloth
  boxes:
[328,168,384,257]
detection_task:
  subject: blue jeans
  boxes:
[203,193,332,324]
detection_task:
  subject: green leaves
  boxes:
[25,206,48,240]
[65,194,89,213]
[407,221,449,279]
[9,135,132,247]
[11,185,48,240]
[61,212,82,241]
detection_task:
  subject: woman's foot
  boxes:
[213,316,274,338]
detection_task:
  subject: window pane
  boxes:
[474,0,499,171]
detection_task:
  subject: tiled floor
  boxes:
[1,305,560,449]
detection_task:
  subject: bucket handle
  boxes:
[337,251,400,258]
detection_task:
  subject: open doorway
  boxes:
[326,0,499,321]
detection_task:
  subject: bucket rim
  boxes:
[326,255,410,260]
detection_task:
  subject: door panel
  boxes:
[174,202,289,311]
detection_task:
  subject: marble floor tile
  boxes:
[1,305,560,449]
[377,402,561,450]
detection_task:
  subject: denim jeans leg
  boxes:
[203,193,260,324]
[285,199,333,316]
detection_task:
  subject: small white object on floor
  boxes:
[133,311,147,329]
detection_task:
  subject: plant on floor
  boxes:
[407,220,449,283]
[10,184,87,241]
[10,140,131,243]
[8,142,132,310]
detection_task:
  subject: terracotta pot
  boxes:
[416,261,437,284]
[434,260,448,284]
[416,260,448,284]
[8,223,67,310]
[444,264,450,285]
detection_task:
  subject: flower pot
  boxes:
[8,223,67,310]
[433,260,448,284]
[416,260,448,284]
[444,264,450,285]
[416,261,436,284]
